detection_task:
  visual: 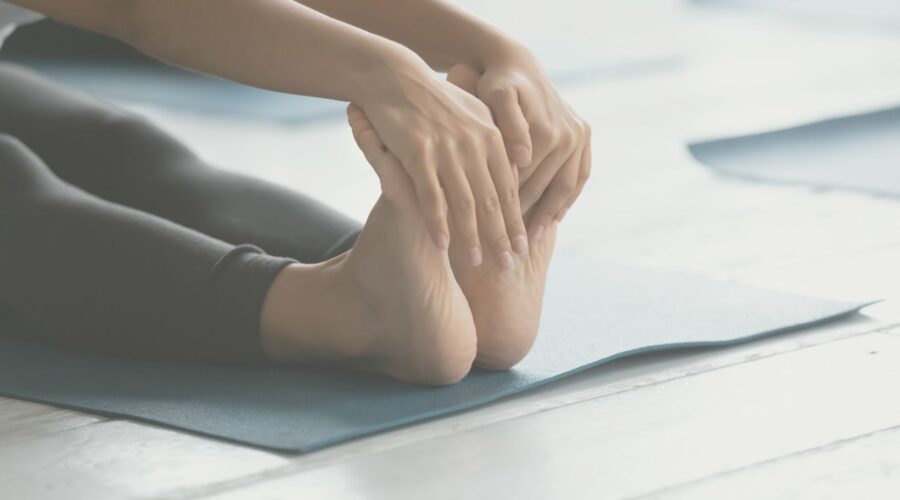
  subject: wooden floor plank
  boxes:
[0,420,290,500]
[0,398,102,448]
[165,315,883,499]
[200,332,900,500]
[638,425,900,500]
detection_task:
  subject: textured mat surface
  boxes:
[0,260,867,453]
[690,105,900,197]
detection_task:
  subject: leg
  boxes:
[0,62,360,263]
[0,135,476,384]
[0,134,292,363]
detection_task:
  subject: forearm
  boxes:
[14,0,427,103]
[295,0,520,72]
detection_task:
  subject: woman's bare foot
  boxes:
[448,222,556,370]
[442,65,558,369]
[347,102,557,371]
[259,147,477,386]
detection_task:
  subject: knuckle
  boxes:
[482,194,501,215]
[560,130,577,150]
[454,132,481,158]
[546,127,562,146]
[484,84,514,102]
[481,126,503,146]
[409,139,435,164]
[501,186,519,206]
[532,122,553,139]
[454,194,476,216]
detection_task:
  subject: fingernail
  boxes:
[436,233,450,250]
[499,251,515,270]
[530,224,545,243]
[467,246,483,267]
[512,234,529,254]
[511,143,531,168]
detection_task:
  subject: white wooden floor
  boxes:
[3,4,900,499]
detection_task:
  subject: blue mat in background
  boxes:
[0,259,868,453]
[690,0,900,29]
[689,105,900,198]
[0,56,679,123]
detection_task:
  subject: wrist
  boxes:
[351,41,435,107]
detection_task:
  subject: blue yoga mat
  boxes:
[0,259,867,452]
[690,0,900,29]
[689,105,900,198]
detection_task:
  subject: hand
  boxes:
[445,48,591,240]
[354,57,529,268]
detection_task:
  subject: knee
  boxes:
[81,109,197,179]
[0,134,53,196]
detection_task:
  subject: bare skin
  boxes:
[15,0,579,377]
[259,147,477,386]
[19,0,590,258]
[347,65,558,371]
[442,65,557,368]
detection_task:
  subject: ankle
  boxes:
[259,259,374,363]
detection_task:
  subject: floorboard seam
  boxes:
[164,321,897,500]
[627,423,900,499]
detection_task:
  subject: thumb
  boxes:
[346,104,412,200]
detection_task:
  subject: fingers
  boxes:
[348,103,449,249]
[463,155,517,270]
[439,164,482,267]
[523,149,581,242]
[349,101,528,265]
[555,133,592,221]
[517,144,572,215]
[448,64,534,169]
[406,140,451,250]
[486,135,529,256]
[478,84,532,169]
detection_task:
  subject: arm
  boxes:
[295,0,593,231]
[13,0,412,102]
[11,0,529,265]
[293,0,515,73]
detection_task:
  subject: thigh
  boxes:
[0,62,361,263]
[0,62,194,184]
[0,133,291,363]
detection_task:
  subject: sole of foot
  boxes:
[449,220,557,370]
[262,129,478,386]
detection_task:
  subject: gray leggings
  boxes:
[0,63,361,363]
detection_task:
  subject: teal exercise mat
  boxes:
[689,105,900,197]
[0,260,867,453]
[1,4,679,122]
[690,0,900,28]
